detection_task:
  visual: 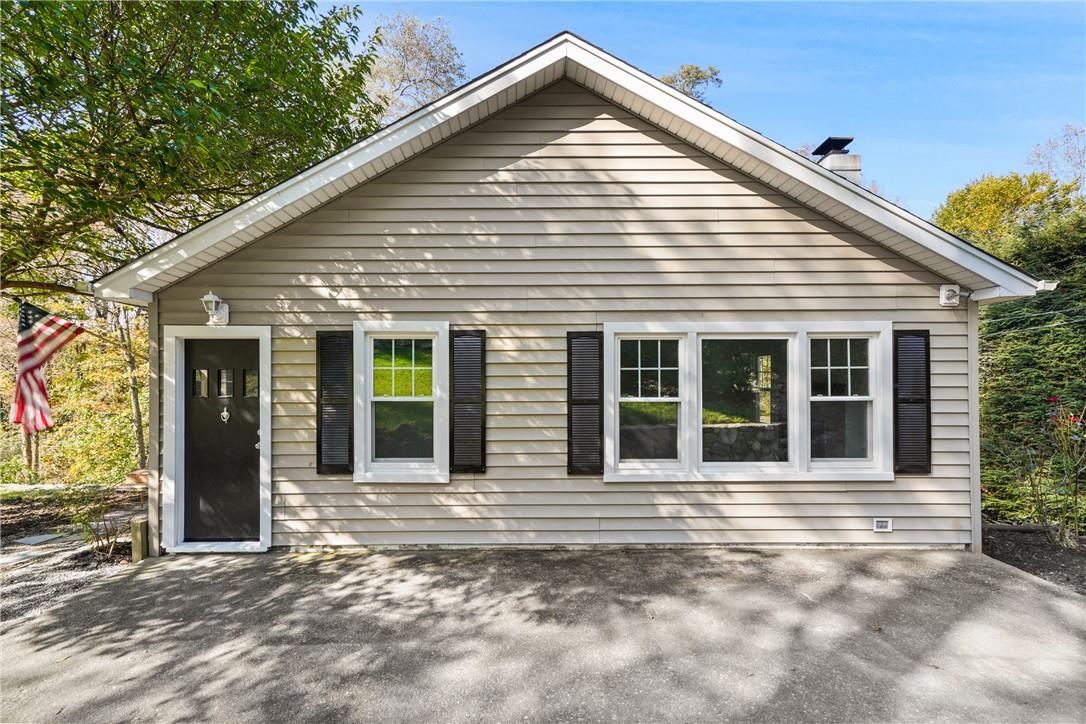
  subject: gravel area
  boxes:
[1,485,142,623]
[1,541,131,621]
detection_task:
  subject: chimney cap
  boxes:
[813,137,854,158]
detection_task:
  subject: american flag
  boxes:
[11,300,84,434]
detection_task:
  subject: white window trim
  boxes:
[603,321,894,482]
[353,321,449,484]
[162,325,272,553]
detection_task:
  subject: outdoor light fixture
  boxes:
[939,284,968,307]
[201,291,229,325]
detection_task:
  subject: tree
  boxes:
[931,172,1080,258]
[1,0,383,296]
[1028,123,1085,197]
[367,13,467,125]
[660,64,721,103]
[977,210,1086,531]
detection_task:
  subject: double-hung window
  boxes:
[618,338,682,466]
[809,337,873,464]
[354,321,449,483]
[604,322,892,482]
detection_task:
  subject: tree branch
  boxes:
[1,279,92,296]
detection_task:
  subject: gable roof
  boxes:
[94,32,1052,305]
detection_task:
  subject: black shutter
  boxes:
[317,331,353,474]
[450,330,486,473]
[894,330,931,475]
[567,331,603,475]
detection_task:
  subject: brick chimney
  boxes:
[813,137,861,184]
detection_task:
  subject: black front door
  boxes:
[184,339,260,541]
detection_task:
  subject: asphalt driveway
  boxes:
[2,549,1084,723]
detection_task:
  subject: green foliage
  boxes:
[975,205,1086,535]
[0,453,31,485]
[1,0,382,292]
[63,483,129,556]
[0,300,147,486]
[932,172,1080,258]
[986,400,1085,546]
[659,64,722,103]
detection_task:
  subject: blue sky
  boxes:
[354,2,1085,219]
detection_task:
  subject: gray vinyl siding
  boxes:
[154,80,974,547]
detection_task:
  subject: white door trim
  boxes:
[162,325,272,553]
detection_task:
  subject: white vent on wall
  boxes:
[873,517,893,533]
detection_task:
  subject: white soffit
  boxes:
[94,32,1046,305]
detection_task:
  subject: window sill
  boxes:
[354,471,451,485]
[603,470,895,483]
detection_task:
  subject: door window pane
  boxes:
[373,401,434,459]
[217,369,234,397]
[192,369,208,398]
[701,339,789,463]
[242,369,258,398]
[811,401,869,459]
[618,338,680,461]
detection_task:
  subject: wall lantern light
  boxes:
[201,291,230,325]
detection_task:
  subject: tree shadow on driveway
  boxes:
[2,548,1084,723]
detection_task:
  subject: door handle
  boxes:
[220,408,230,423]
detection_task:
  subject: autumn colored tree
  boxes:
[660,64,722,103]
[932,172,1080,258]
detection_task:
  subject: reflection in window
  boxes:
[701,339,789,463]
[373,401,434,459]
[372,338,434,461]
[618,338,680,461]
[217,369,234,398]
[192,369,208,398]
[810,338,871,459]
[243,369,258,398]
[811,400,869,459]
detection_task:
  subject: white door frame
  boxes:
[162,325,272,553]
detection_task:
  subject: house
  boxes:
[94,33,1053,554]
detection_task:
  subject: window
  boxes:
[701,339,788,463]
[618,338,680,461]
[810,338,871,460]
[217,369,233,397]
[353,321,449,483]
[192,369,208,398]
[242,369,259,398]
[371,338,434,461]
[604,323,892,481]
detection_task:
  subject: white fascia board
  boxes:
[972,278,1058,304]
[95,32,1045,304]
[94,36,570,303]
[563,37,1042,300]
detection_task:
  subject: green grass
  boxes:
[701,404,754,425]
[619,401,678,425]
[620,401,768,426]
[0,486,65,504]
